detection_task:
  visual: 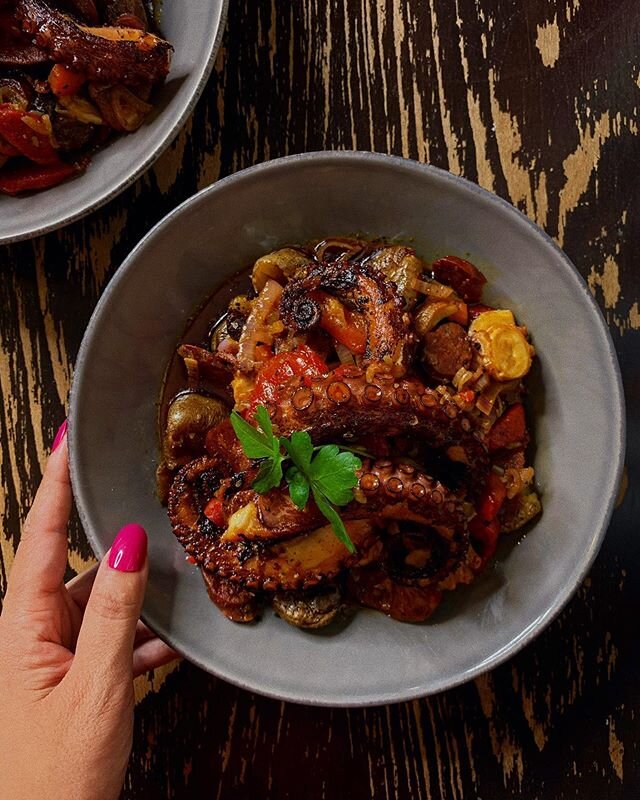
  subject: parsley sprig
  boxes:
[230,406,362,553]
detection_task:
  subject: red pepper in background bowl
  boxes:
[48,64,86,97]
[0,105,59,164]
[0,160,85,195]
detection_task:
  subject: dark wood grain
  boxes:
[1,0,639,797]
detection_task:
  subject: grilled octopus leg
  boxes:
[168,455,469,591]
[268,367,487,471]
[279,260,409,364]
[16,0,172,85]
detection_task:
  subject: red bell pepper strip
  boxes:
[48,64,86,97]
[314,292,367,354]
[0,135,19,157]
[204,498,225,527]
[478,472,507,522]
[0,160,83,195]
[248,345,328,414]
[0,105,59,165]
[488,403,527,452]
[469,516,500,564]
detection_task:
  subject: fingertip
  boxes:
[51,419,68,453]
[108,524,148,573]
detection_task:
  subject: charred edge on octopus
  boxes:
[15,0,172,86]
[279,260,407,362]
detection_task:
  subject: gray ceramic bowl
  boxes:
[69,152,625,706]
[0,1,227,245]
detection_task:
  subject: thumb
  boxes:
[72,524,148,682]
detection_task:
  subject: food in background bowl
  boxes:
[159,238,541,628]
[0,0,172,194]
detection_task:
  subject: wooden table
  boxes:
[1,1,638,796]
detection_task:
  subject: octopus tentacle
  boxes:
[279,261,409,363]
[168,455,469,591]
[168,457,382,591]
[204,520,383,591]
[270,367,487,470]
[220,458,466,542]
[15,0,172,85]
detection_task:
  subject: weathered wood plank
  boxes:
[1,0,638,797]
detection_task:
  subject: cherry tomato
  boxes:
[488,403,527,452]
[248,345,328,413]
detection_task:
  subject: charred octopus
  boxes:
[159,239,541,627]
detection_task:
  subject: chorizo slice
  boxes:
[423,322,472,379]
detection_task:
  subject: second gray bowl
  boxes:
[0,0,227,244]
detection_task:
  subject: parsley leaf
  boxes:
[312,489,356,554]
[230,409,275,460]
[230,405,361,552]
[253,456,284,494]
[285,465,310,510]
[282,430,314,471]
[307,446,362,506]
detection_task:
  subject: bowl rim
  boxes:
[0,0,229,246]
[69,150,626,706]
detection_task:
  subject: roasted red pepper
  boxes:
[0,105,58,164]
[204,497,225,527]
[0,160,82,195]
[314,292,367,354]
[48,64,86,96]
[469,516,500,564]
[488,403,527,452]
[0,134,19,157]
[478,472,507,522]
[432,255,487,303]
[248,345,328,413]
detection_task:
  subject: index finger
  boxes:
[3,422,72,615]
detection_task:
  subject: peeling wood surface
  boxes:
[1,0,639,797]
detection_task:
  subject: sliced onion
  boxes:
[57,94,103,125]
[414,299,459,337]
[236,279,283,372]
[88,84,151,131]
[413,277,455,299]
[314,237,367,263]
[476,379,519,416]
[335,342,356,365]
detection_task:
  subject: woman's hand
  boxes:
[0,423,178,800]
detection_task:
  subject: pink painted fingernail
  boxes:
[108,523,148,572]
[52,419,68,452]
